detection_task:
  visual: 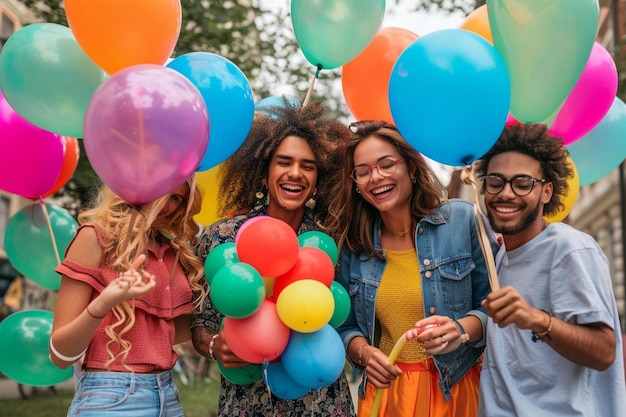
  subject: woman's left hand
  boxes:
[407,315,469,355]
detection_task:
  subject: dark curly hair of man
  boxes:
[474,123,573,217]
[216,99,349,221]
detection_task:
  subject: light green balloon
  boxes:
[291,0,385,69]
[486,0,599,123]
[0,23,108,137]
[0,310,73,386]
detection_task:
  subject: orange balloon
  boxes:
[460,5,493,44]
[65,0,181,74]
[342,27,418,123]
[41,136,80,198]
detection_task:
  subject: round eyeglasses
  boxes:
[480,174,546,197]
[350,157,403,184]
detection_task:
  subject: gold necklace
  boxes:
[394,227,411,237]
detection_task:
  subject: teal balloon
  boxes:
[4,203,78,290]
[567,97,626,187]
[389,29,510,166]
[0,310,73,386]
[328,282,351,328]
[291,0,385,69]
[297,231,339,266]
[255,96,301,119]
[0,23,107,137]
[204,242,239,285]
[209,262,265,318]
[486,0,599,123]
[217,361,262,385]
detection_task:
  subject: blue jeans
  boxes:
[68,370,183,416]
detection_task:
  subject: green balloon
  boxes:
[291,0,385,69]
[329,281,351,328]
[217,361,262,385]
[0,23,107,137]
[4,203,78,290]
[204,242,239,285]
[297,231,339,266]
[486,0,598,122]
[209,262,265,318]
[0,310,73,386]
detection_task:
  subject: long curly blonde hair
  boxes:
[78,176,205,367]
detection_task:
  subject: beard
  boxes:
[488,198,542,235]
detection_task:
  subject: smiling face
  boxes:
[266,135,318,219]
[483,151,552,249]
[352,136,413,215]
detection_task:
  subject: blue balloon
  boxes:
[568,97,626,186]
[168,52,255,171]
[262,360,311,400]
[281,325,345,389]
[255,95,301,119]
[389,29,511,166]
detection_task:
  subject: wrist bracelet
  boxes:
[452,318,470,344]
[208,333,219,361]
[531,310,553,342]
[49,338,87,363]
[357,342,369,365]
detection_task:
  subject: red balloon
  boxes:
[222,299,291,363]
[41,136,80,198]
[236,217,299,277]
[272,247,335,300]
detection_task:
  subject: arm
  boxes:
[482,286,616,370]
[174,313,193,345]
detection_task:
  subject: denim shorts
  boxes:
[68,369,183,416]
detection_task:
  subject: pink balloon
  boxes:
[83,64,209,205]
[549,42,618,145]
[222,299,291,363]
[0,90,65,199]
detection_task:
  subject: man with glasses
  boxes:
[474,123,626,416]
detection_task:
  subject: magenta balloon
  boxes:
[0,90,65,198]
[549,42,618,145]
[83,64,209,205]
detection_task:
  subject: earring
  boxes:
[356,188,361,194]
[255,184,267,202]
[411,176,417,184]
[305,189,317,210]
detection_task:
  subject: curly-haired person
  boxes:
[191,100,356,416]
[474,123,626,417]
[50,176,205,416]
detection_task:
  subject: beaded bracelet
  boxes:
[531,310,553,342]
[208,333,219,361]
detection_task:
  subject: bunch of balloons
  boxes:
[204,217,350,399]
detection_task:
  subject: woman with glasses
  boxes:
[323,121,494,417]
[191,100,356,417]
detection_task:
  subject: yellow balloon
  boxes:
[276,279,334,333]
[194,164,223,226]
[544,156,579,223]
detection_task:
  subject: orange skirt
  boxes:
[357,359,480,417]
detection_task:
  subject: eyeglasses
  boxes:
[350,157,403,184]
[480,174,546,197]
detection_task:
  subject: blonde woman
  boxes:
[50,176,204,416]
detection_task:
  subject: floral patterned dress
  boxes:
[192,205,356,417]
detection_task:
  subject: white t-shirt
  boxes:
[479,223,626,417]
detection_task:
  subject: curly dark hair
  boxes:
[323,120,443,256]
[474,123,573,216]
[216,99,350,223]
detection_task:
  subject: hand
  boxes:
[481,286,544,331]
[101,254,156,306]
[211,332,250,368]
[360,345,402,389]
[407,315,466,355]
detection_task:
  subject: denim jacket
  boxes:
[335,199,494,401]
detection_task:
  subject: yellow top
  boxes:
[376,248,430,363]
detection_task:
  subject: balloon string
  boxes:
[302,64,322,107]
[121,209,139,256]
[369,331,409,417]
[460,166,500,291]
[39,196,61,266]
[169,175,197,282]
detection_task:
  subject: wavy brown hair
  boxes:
[216,100,350,223]
[323,121,443,257]
[78,176,205,367]
[474,123,573,216]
